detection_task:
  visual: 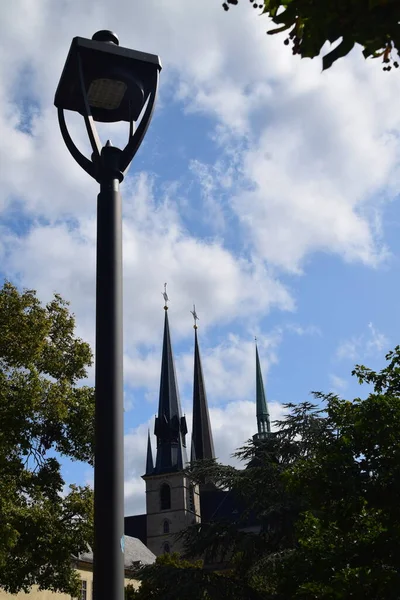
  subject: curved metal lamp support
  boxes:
[57,68,159,182]
[78,53,102,163]
[119,70,159,173]
[57,107,97,179]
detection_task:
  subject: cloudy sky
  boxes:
[1,0,399,515]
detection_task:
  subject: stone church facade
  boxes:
[124,301,271,557]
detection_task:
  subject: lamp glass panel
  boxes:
[87,79,127,110]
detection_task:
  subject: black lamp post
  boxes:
[54,31,161,600]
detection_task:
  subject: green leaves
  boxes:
[0,484,93,595]
[322,39,356,71]
[223,0,400,70]
[0,282,94,594]
[132,552,265,599]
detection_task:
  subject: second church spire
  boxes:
[190,306,215,462]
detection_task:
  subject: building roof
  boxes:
[124,514,147,546]
[78,535,155,567]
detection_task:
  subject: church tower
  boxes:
[143,293,200,556]
[253,342,272,442]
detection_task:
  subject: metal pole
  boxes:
[93,143,124,600]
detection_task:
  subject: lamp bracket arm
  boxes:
[57,107,96,179]
[77,53,102,162]
[119,70,159,174]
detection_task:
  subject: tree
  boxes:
[133,345,400,598]
[279,346,400,598]
[0,281,94,595]
[126,552,262,600]
[222,0,400,71]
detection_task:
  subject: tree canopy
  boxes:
[132,345,400,599]
[0,282,94,595]
[222,0,400,71]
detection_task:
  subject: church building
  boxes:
[124,297,271,556]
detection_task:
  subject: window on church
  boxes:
[188,485,195,512]
[163,520,170,534]
[80,580,87,600]
[160,483,171,510]
[163,542,171,554]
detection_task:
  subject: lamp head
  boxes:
[54,31,162,123]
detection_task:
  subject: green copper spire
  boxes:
[254,342,271,441]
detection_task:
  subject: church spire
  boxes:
[190,306,215,462]
[145,430,154,475]
[153,286,188,474]
[254,341,271,441]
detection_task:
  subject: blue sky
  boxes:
[0,0,399,514]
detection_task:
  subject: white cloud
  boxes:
[336,322,389,362]
[1,172,293,352]
[329,374,348,394]
[228,70,397,271]
[210,400,285,464]
[366,322,389,355]
[0,0,398,290]
[124,421,151,516]
[284,323,322,337]
[336,338,360,362]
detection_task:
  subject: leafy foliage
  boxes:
[127,552,263,599]
[0,282,94,595]
[134,346,400,598]
[222,0,400,71]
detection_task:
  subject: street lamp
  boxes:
[54,31,161,600]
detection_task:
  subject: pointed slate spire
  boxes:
[191,437,197,463]
[191,308,215,462]
[254,342,271,441]
[145,430,154,475]
[153,292,188,474]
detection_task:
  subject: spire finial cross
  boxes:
[162,282,169,310]
[190,304,199,329]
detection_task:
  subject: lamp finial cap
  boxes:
[92,30,119,46]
